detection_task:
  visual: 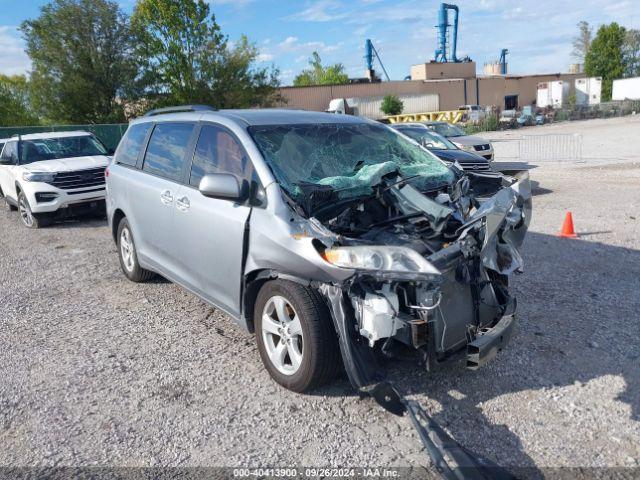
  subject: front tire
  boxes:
[18,191,49,228]
[255,280,341,392]
[117,217,155,282]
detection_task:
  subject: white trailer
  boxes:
[537,80,570,109]
[575,77,602,106]
[327,93,439,119]
[612,77,640,101]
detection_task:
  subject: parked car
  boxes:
[106,105,531,401]
[422,121,494,160]
[457,104,486,123]
[390,123,491,172]
[0,131,110,228]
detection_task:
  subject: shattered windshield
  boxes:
[248,122,455,204]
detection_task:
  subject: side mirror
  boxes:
[199,173,243,201]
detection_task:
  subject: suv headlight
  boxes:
[453,142,474,152]
[323,246,440,275]
[22,172,55,183]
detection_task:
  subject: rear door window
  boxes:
[189,124,254,187]
[143,123,195,182]
[115,123,153,167]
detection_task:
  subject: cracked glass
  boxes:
[248,122,455,202]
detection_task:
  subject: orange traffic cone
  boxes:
[558,212,578,238]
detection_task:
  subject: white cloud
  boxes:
[256,52,274,62]
[0,26,30,76]
[279,36,299,51]
[285,0,348,22]
[277,36,343,55]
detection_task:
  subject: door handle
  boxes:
[160,190,173,205]
[176,196,190,212]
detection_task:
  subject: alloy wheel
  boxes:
[261,296,304,376]
[120,227,135,272]
[18,195,34,227]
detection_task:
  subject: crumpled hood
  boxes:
[21,155,110,173]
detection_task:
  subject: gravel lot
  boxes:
[1,116,639,476]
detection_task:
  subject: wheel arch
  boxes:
[111,208,127,243]
[242,269,312,334]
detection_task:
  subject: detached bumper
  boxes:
[466,313,516,370]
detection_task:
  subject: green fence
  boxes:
[0,124,129,151]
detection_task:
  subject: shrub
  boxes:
[380,95,403,116]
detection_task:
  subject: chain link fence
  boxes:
[0,124,128,151]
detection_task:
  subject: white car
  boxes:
[0,131,111,228]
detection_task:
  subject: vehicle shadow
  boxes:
[313,231,640,473]
[45,214,108,229]
[529,180,553,196]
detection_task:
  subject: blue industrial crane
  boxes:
[434,3,459,63]
[499,48,509,75]
[364,39,390,81]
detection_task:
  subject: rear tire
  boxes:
[116,217,155,282]
[255,280,341,392]
[18,191,50,228]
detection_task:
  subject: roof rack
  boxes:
[144,105,217,117]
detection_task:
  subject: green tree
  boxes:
[293,52,349,87]
[21,0,137,124]
[131,0,280,109]
[380,94,403,116]
[585,23,626,101]
[0,75,40,127]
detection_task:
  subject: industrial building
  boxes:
[277,72,582,117]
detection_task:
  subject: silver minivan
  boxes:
[106,105,531,406]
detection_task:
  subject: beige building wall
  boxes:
[277,72,583,116]
[411,61,476,80]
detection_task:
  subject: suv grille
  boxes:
[48,167,106,191]
[461,161,490,172]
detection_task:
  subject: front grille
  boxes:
[461,161,490,171]
[48,167,106,191]
[474,144,491,151]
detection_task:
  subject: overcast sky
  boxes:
[1,0,638,84]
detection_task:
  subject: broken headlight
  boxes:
[323,246,440,275]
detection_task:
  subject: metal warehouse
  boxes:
[277,70,582,117]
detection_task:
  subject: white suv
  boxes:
[0,131,111,228]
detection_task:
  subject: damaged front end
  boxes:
[313,169,531,381]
